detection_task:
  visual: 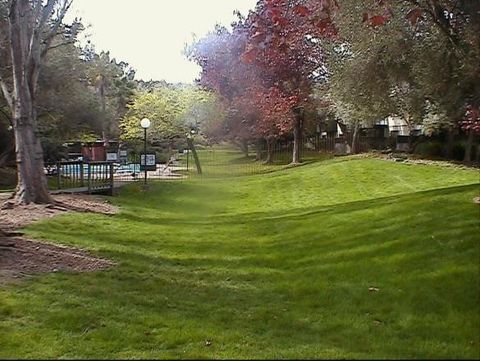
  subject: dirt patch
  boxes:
[0,237,114,285]
[0,193,119,231]
[0,193,118,284]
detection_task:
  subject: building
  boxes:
[65,140,120,162]
[386,116,423,136]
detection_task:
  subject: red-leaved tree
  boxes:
[187,21,299,161]
[240,0,338,163]
[461,105,480,163]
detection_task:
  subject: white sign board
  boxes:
[141,154,156,166]
[106,152,118,161]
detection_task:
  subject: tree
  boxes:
[0,0,73,204]
[400,0,480,158]
[83,47,136,139]
[240,0,337,164]
[326,0,479,157]
[181,90,226,146]
[0,108,14,167]
[35,38,108,161]
[120,84,215,151]
[186,25,261,155]
[120,84,216,175]
[189,3,314,159]
[460,105,480,163]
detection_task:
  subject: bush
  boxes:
[156,152,169,163]
[451,143,465,161]
[0,167,16,189]
[415,141,443,158]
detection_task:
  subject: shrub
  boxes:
[415,141,443,158]
[451,143,465,161]
[0,167,16,189]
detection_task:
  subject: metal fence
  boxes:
[55,161,114,194]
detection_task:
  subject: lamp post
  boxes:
[140,118,151,186]
[185,128,196,173]
[186,146,189,172]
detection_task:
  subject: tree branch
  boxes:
[40,0,73,61]
[402,0,463,53]
[0,74,13,110]
[43,38,75,53]
[0,106,11,122]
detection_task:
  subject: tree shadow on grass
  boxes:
[111,183,478,227]
[10,182,479,358]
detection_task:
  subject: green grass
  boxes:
[1,153,479,359]
[179,145,333,178]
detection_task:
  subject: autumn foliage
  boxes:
[187,0,339,162]
[187,0,479,162]
[461,105,480,135]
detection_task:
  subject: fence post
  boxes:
[109,162,114,195]
[56,162,61,190]
[80,161,84,187]
[87,163,92,194]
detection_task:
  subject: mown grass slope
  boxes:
[1,155,479,359]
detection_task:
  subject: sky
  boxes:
[66,0,258,84]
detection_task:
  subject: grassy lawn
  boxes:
[1,154,479,359]
[179,145,334,178]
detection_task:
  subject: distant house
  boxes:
[321,118,346,138]
[316,116,425,153]
[386,116,423,136]
[82,141,107,161]
[65,140,120,162]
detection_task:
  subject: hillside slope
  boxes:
[1,157,478,359]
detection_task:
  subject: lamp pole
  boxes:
[140,118,151,186]
[143,127,147,185]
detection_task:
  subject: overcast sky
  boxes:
[67,0,257,84]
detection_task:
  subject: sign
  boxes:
[119,150,127,157]
[106,152,118,161]
[140,153,156,171]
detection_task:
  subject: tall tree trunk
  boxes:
[292,115,302,164]
[464,130,474,164]
[445,127,455,159]
[8,0,52,204]
[265,138,274,164]
[476,140,480,163]
[241,138,249,157]
[351,123,360,154]
[407,126,415,154]
[255,139,263,161]
[404,115,417,154]
[186,137,202,175]
[13,116,51,204]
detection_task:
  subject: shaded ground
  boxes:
[0,193,117,284]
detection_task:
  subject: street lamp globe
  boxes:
[140,118,151,129]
